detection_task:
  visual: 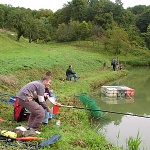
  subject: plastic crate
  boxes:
[105,87,118,97]
[126,88,135,97]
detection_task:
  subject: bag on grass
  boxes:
[14,98,30,122]
[13,125,36,137]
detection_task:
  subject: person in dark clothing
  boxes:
[103,61,106,69]
[66,65,80,81]
[111,58,118,71]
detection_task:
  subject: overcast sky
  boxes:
[0,0,149,12]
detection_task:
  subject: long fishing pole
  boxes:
[60,105,150,119]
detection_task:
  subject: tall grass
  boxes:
[127,132,142,150]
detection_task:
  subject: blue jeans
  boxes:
[66,74,78,81]
[43,109,53,124]
[43,94,56,124]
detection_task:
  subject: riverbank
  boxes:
[92,67,150,150]
[0,33,148,149]
[0,69,128,150]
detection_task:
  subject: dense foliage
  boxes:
[0,0,150,50]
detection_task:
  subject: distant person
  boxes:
[118,62,123,70]
[66,65,80,82]
[16,76,51,133]
[103,61,106,69]
[111,58,118,71]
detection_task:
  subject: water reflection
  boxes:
[91,67,150,149]
[101,96,134,105]
[96,115,150,149]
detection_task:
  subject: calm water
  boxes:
[91,67,150,150]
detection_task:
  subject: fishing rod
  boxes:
[43,96,150,119]
[60,105,150,119]
[0,134,61,150]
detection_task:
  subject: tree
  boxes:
[128,5,148,16]
[136,10,150,33]
[55,20,91,42]
[24,19,39,43]
[0,5,5,28]
[0,7,5,28]
[115,0,123,6]
[112,2,125,26]
[52,6,71,27]
[144,25,150,49]
[107,27,129,55]
[94,12,114,30]
[69,0,88,21]
[91,24,103,37]
[87,0,100,21]
[7,8,33,41]
[0,4,14,29]
[127,25,146,48]
[55,23,77,42]
[78,21,91,40]
[35,9,53,19]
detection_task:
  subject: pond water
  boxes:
[91,67,150,150]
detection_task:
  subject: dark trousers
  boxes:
[113,64,116,71]
[66,74,78,81]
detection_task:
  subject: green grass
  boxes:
[0,31,149,149]
[127,132,142,150]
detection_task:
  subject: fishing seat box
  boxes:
[116,87,126,97]
[101,86,110,94]
[126,88,134,97]
[105,87,118,97]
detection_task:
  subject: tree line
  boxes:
[0,0,150,50]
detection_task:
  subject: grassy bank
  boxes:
[0,32,149,149]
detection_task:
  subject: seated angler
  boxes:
[66,65,80,82]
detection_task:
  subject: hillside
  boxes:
[0,31,149,150]
[0,30,150,94]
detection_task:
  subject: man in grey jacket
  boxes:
[16,76,51,132]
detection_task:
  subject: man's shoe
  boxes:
[35,131,41,134]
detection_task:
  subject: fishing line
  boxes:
[61,105,150,119]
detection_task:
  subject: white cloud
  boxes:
[0,0,149,12]
[0,0,72,12]
[111,0,149,8]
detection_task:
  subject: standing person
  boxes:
[103,61,106,70]
[16,76,51,133]
[111,58,118,71]
[66,65,80,82]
